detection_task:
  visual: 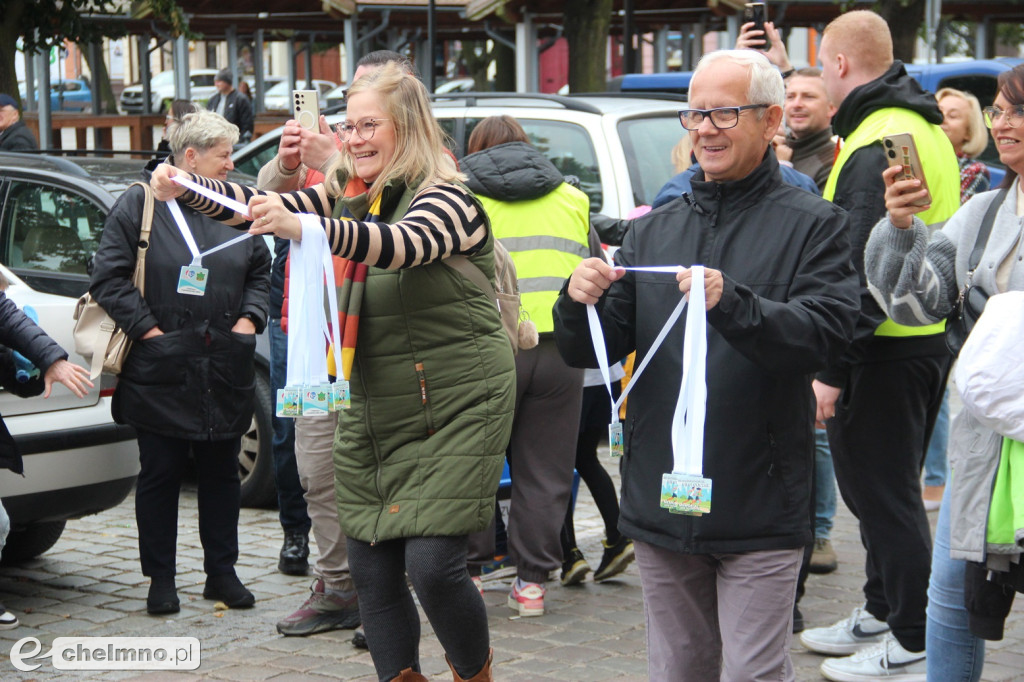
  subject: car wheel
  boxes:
[239,370,277,508]
[0,520,67,565]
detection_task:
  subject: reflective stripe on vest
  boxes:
[825,107,960,338]
[476,183,591,333]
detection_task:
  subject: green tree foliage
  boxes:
[0,0,189,110]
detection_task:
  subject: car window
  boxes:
[234,138,281,178]
[192,74,216,87]
[465,118,603,211]
[617,115,685,206]
[937,74,1004,172]
[1,180,102,296]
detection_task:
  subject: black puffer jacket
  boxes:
[553,152,860,554]
[461,141,563,201]
[0,291,66,473]
[90,183,271,440]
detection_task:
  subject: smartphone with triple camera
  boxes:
[883,133,932,207]
[743,3,770,51]
[293,90,320,132]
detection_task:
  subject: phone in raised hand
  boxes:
[293,90,320,132]
[883,133,932,207]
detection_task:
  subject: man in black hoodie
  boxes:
[799,11,961,682]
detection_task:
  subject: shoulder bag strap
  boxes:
[968,187,1009,273]
[445,254,497,302]
[127,182,154,296]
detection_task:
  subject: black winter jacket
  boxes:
[818,61,949,387]
[90,183,271,440]
[0,120,39,152]
[553,152,860,553]
[207,90,254,140]
[0,291,67,473]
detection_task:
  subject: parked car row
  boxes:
[0,152,274,564]
[18,79,94,113]
[119,71,294,114]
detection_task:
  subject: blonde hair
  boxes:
[936,87,988,158]
[330,63,460,201]
[671,135,693,174]
[822,10,894,79]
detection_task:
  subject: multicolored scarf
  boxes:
[326,178,375,381]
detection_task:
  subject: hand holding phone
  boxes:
[743,3,770,51]
[293,90,320,132]
[883,133,931,207]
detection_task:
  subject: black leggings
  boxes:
[347,534,489,681]
[561,384,623,554]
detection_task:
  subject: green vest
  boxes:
[331,179,516,543]
[824,107,959,337]
[476,183,591,333]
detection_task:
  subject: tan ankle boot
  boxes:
[391,668,428,681]
[446,648,493,682]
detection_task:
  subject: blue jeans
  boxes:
[926,483,984,681]
[814,428,836,540]
[269,318,311,534]
[924,389,950,487]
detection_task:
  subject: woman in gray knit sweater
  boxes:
[864,63,1024,682]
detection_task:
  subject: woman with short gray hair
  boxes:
[89,107,270,616]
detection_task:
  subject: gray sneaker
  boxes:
[276,578,360,636]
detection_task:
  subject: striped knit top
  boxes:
[178,175,488,268]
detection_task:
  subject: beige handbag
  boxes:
[73,182,154,379]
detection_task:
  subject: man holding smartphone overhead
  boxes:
[798,11,960,682]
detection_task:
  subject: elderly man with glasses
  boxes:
[552,49,860,681]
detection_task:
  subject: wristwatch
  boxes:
[238,312,260,327]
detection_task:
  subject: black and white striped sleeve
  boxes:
[178,175,336,228]
[324,183,487,268]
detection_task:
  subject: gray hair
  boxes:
[693,50,785,112]
[169,110,239,156]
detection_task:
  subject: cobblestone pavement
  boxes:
[1,448,1021,681]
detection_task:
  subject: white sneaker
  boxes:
[0,608,18,630]
[800,606,890,655]
[820,634,926,681]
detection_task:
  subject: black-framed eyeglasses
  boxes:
[677,104,770,131]
[335,118,390,142]
[983,105,1024,129]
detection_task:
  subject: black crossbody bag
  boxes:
[945,187,1009,356]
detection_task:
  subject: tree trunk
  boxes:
[494,41,514,91]
[877,0,926,64]
[0,0,27,100]
[564,0,613,93]
[82,41,118,114]
[461,40,491,90]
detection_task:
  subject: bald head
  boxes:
[819,10,894,107]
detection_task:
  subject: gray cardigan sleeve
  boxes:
[865,213,961,326]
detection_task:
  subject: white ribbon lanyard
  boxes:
[171,174,252,218]
[586,265,710,515]
[276,215,347,418]
[165,195,254,267]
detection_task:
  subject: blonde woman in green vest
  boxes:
[150,62,513,682]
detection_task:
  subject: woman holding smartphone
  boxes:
[865,63,1024,682]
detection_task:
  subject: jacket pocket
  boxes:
[124,330,187,385]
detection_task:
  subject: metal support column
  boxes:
[515,11,537,93]
[344,18,357,83]
[173,34,190,105]
[654,27,669,73]
[287,37,297,90]
[427,0,436,92]
[304,33,314,89]
[138,35,152,114]
[226,25,239,85]
[24,53,36,113]
[976,20,988,60]
[35,47,52,149]
[254,29,265,113]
